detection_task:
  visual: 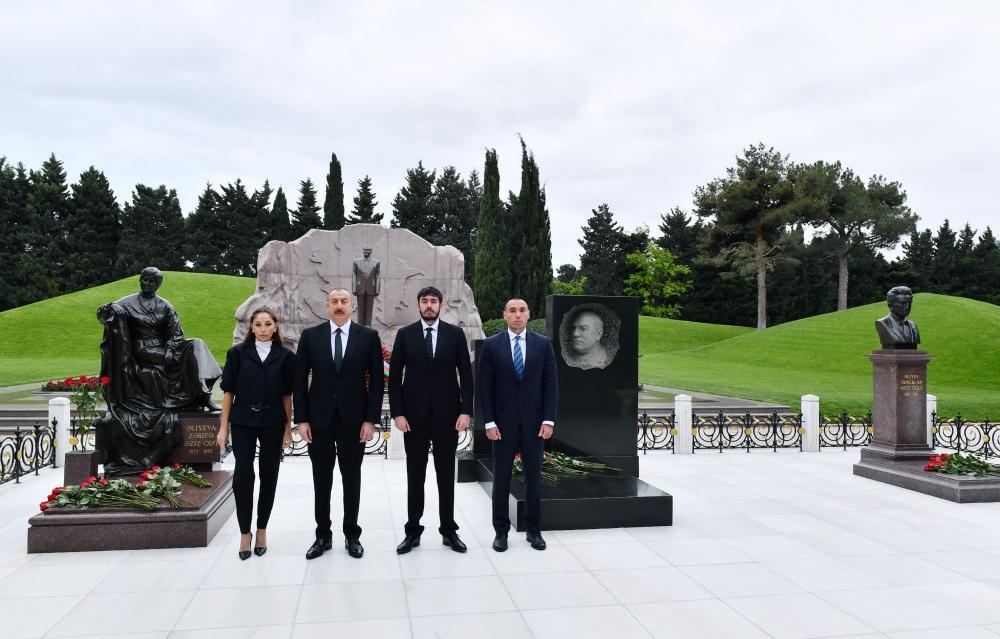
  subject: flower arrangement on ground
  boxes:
[923,452,1000,477]
[40,463,212,512]
[513,451,623,483]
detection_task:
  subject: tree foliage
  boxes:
[472,149,511,318]
[347,175,383,224]
[322,152,345,230]
[624,242,692,318]
[117,184,185,276]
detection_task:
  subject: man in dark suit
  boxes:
[294,288,384,560]
[479,298,558,552]
[389,286,474,554]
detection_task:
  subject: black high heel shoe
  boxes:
[238,533,252,560]
[254,529,267,556]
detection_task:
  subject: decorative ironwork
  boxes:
[68,418,97,451]
[819,411,873,450]
[693,412,802,453]
[932,413,997,459]
[638,411,675,453]
[0,421,57,485]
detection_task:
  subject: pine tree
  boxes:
[510,138,551,314]
[898,228,935,291]
[269,187,291,242]
[390,161,436,237]
[216,180,268,276]
[578,203,625,295]
[184,184,225,273]
[323,152,346,230]
[431,166,476,274]
[290,178,323,238]
[657,207,704,263]
[26,153,71,297]
[473,149,511,319]
[347,175,383,224]
[116,184,185,276]
[971,227,1000,304]
[65,167,121,291]
[930,219,958,293]
[695,144,795,329]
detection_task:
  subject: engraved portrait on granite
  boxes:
[558,303,621,370]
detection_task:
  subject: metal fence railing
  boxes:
[0,419,58,486]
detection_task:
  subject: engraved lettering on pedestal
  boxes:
[898,373,924,398]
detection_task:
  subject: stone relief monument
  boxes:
[94,267,222,476]
[233,224,485,351]
[558,302,621,370]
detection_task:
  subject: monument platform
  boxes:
[461,455,673,531]
[853,455,1000,503]
[26,470,234,553]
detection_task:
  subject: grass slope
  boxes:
[640,294,1000,419]
[0,272,255,386]
[639,316,753,355]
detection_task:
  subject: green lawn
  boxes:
[639,294,1000,419]
[638,316,753,354]
[0,272,255,386]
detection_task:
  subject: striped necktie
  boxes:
[513,335,524,380]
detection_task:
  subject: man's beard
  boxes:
[420,309,439,321]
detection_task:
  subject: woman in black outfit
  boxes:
[217,307,295,560]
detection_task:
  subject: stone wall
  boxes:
[232,224,485,351]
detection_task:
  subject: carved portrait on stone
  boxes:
[558,303,621,370]
[875,285,920,349]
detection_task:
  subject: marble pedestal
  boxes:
[27,470,234,553]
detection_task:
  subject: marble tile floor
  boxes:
[1,449,1000,638]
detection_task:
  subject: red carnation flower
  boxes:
[150,466,160,472]
[136,481,146,489]
[63,377,74,386]
[39,502,49,512]
[100,376,111,385]
[98,478,107,486]
[923,464,933,471]
[940,453,950,459]
[79,480,90,487]
[87,476,96,483]
[172,462,181,469]
[514,453,521,460]
[78,374,87,383]
[139,471,150,481]
[52,487,63,496]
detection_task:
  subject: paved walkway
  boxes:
[3,450,1000,638]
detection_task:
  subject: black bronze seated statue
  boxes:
[94,267,222,475]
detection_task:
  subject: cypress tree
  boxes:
[116,184,185,276]
[473,149,511,319]
[579,203,625,295]
[347,175,383,224]
[432,166,476,273]
[65,167,121,291]
[270,187,291,242]
[323,152,346,230]
[390,161,436,237]
[290,178,323,238]
[510,138,550,314]
[0,159,39,309]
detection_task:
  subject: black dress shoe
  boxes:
[396,535,421,554]
[253,546,267,557]
[238,550,251,560]
[526,532,547,551]
[345,538,364,558]
[492,534,508,552]
[442,533,468,553]
[305,538,332,560]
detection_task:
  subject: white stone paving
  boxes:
[1,449,999,638]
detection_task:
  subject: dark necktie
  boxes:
[513,335,524,380]
[334,328,343,372]
[425,327,434,359]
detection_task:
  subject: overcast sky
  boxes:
[2,1,998,267]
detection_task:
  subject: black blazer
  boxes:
[293,321,384,431]
[388,320,473,423]
[220,341,295,428]
[479,330,558,433]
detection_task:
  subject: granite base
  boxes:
[853,458,1000,503]
[463,456,672,531]
[27,470,235,553]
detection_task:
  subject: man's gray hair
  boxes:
[886,285,913,300]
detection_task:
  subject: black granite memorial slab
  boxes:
[27,470,235,552]
[458,296,673,530]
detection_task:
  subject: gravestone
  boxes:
[458,295,673,530]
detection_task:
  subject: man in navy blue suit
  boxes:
[479,298,558,551]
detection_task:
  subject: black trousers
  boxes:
[492,424,544,535]
[402,412,459,536]
[308,416,365,540]
[231,422,285,535]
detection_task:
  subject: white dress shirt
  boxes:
[329,319,351,358]
[485,329,554,431]
[421,319,439,356]
[254,339,272,362]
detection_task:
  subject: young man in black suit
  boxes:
[479,298,558,552]
[294,288,384,560]
[389,286,474,554]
